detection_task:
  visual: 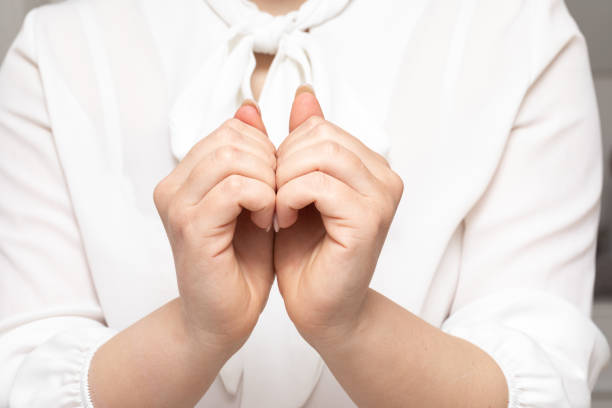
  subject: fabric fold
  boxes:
[441,289,610,408]
[8,324,116,408]
[169,0,354,159]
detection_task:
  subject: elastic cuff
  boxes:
[9,326,117,408]
[80,329,116,408]
[441,289,609,407]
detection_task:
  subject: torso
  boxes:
[31,0,540,406]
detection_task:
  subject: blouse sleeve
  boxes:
[440,1,610,407]
[0,10,117,408]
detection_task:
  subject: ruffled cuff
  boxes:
[444,323,572,407]
[441,289,610,408]
[10,326,116,408]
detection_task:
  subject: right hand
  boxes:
[153,101,276,355]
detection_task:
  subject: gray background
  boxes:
[1,0,611,404]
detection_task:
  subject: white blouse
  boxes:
[0,0,609,407]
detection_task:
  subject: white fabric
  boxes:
[0,0,609,407]
[169,0,388,162]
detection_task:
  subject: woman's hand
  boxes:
[274,87,404,348]
[154,102,277,356]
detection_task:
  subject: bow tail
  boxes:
[168,34,256,162]
[256,34,333,148]
[299,35,391,157]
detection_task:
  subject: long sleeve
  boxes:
[0,9,116,407]
[441,1,609,407]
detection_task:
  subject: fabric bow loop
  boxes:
[248,16,297,54]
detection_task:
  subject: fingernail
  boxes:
[240,98,261,115]
[273,213,280,233]
[266,223,271,233]
[295,84,315,97]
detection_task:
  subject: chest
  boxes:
[41,0,532,327]
[34,1,535,406]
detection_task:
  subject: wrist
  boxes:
[305,289,376,356]
[173,298,240,364]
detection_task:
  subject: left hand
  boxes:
[274,86,404,348]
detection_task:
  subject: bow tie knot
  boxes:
[246,15,301,54]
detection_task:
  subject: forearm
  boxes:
[314,289,508,408]
[89,298,232,408]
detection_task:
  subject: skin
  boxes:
[89,1,508,407]
[251,53,273,101]
[253,0,307,15]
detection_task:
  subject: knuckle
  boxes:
[311,171,329,191]
[167,200,190,232]
[192,159,210,178]
[224,128,243,145]
[376,152,390,166]
[350,152,365,170]
[265,140,277,158]
[185,165,208,190]
[215,145,241,163]
[387,170,404,201]
[304,115,324,129]
[227,118,260,139]
[224,117,242,130]
[311,120,329,137]
[153,177,172,212]
[153,179,167,208]
[223,174,244,194]
[322,140,341,157]
[320,120,336,134]
[215,124,238,142]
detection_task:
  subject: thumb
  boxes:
[235,99,267,134]
[289,84,324,133]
